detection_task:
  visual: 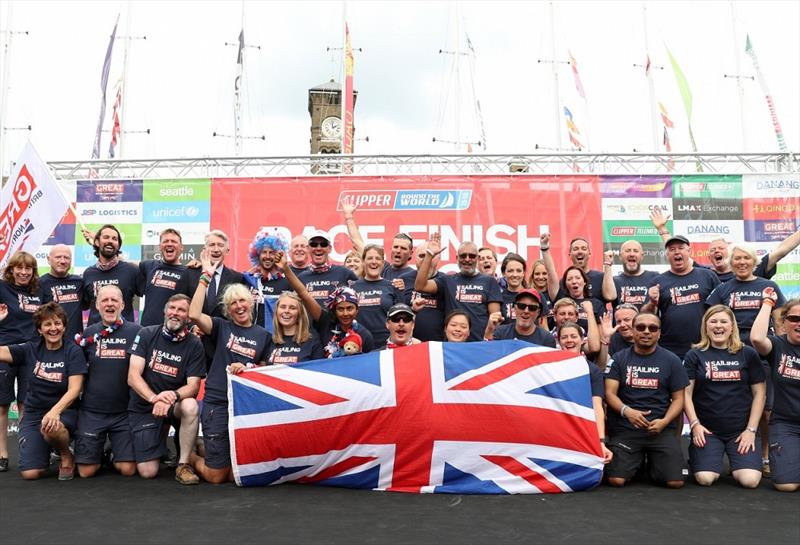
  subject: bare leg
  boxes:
[174,399,199,465]
[0,405,8,459]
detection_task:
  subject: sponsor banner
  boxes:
[73,223,142,269]
[773,262,800,287]
[603,220,668,244]
[673,220,744,242]
[600,176,671,198]
[604,242,667,266]
[76,179,143,202]
[210,175,604,273]
[141,243,204,263]
[45,223,76,246]
[744,218,800,243]
[671,197,743,221]
[142,201,211,223]
[76,201,142,224]
[141,223,210,246]
[601,198,672,221]
[742,197,800,221]
[742,174,800,199]
[672,175,742,200]
[33,245,55,268]
[143,178,212,202]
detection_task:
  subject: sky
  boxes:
[0,0,798,174]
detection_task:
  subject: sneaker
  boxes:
[0,457,8,472]
[762,460,771,478]
[58,461,75,481]
[175,463,200,485]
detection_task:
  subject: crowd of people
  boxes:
[0,206,798,494]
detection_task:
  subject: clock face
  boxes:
[321,116,342,139]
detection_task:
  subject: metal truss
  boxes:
[46,152,798,180]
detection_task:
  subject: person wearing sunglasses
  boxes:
[415,233,502,342]
[242,228,291,333]
[296,230,357,307]
[484,289,555,348]
[403,242,446,342]
[604,312,689,489]
[682,305,766,489]
[751,294,800,492]
[383,304,419,349]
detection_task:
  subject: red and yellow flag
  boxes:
[343,23,355,155]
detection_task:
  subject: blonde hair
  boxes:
[221,284,255,323]
[272,292,311,345]
[727,242,758,270]
[693,304,743,354]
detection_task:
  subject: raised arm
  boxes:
[414,233,441,294]
[649,209,672,246]
[766,228,800,272]
[595,307,616,370]
[582,300,601,354]
[275,251,323,322]
[540,233,560,301]
[601,250,617,302]
[189,249,216,335]
[341,202,366,256]
[750,288,777,356]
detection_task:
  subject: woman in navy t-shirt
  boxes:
[350,245,399,346]
[269,292,324,364]
[683,305,766,488]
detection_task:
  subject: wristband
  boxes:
[658,230,669,236]
[202,270,215,277]
[762,298,776,307]
[174,390,181,402]
[540,247,550,252]
[620,404,629,418]
[746,426,757,434]
[199,274,211,284]
[689,419,700,429]
[426,249,436,257]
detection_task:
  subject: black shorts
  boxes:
[0,363,24,406]
[18,409,78,471]
[200,401,230,470]
[75,410,135,464]
[128,410,176,464]
[606,428,687,484]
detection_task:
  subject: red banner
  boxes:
[210,175,603,274]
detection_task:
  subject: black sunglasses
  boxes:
[388,314,414,324]
[634,324,660,332]
[515,302,540,312]
[309,240,329,248]
[784,315,800,323]
[459,253,477,259]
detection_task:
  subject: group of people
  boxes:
[0,206,798,494]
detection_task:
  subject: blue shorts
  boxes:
[688,432,761,474]
[18,409,78,471]
[75,410,135,464]
[128,410,175,464]
[763,361,774,411]
[0,363,25,406]
[201,401,230,470]
[769,420,800,485]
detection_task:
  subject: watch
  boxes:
[746,426,757,433]
[320,116,342,139]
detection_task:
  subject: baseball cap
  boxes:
[387,303,416,319]
[307,230,331,243]
[514,289,543,305]
[664,235,690,248]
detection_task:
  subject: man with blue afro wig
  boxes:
[243,227,291,332]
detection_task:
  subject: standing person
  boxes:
[604,312,689,489]
[39,244,84,341]
[414,233,502,342]
[279,253,374,357]
[557,266,604,338]
[127,294,205,484]
[642,235,720,360]
[185,229,245,319]
[403,242,445,342]
[484,289,555,348]
[342,203,415,283]
[498,253,528,323]
[0,302,86,480]
[351,245,400,346]
[189,264,271,483]
[0,251,42,472]
[343,250,364,277]
[289,235,311,276]
[608,303,638,355]
[74,285,141,478]
[383,304,420,349]
[268,292,324,364]
[614,240,660,309]
[751,295,800,492]
[527,258,553,321]
[82,224,140,326]
[242,228,291,332]
[683,305,766,488]
[557,320,613,464]
[478,247,498,278]
[138,229,191,327]
[297,231,358,307]
[444,311,471,343]
[541,233,617,304]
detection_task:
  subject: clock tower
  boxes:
[308,79,357,155]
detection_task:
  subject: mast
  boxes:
[642,4,659,152]
[548,3,562,150]
[729,2,748,150]
[119,1,132,157]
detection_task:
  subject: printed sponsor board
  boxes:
[604,242,667,266]
[73,223,142,269]
[600,176,671,198]
[602,220,668,244]
[337,189,473,211]
[601,198,672,221]
[76,179,143,202]
[773,263,800,287]
[141,223,210,246]
[76,202,142,224]
[672,175,742,200]
[673,220,744,242]
[744,219,800,243]
[742,198,800,221]
[143,178,212,202]
[141,244,204,263]
[742,174,800,199]
[142,201,210,223]
[671,197,743,221]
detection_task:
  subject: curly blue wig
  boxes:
[248,227,290,266]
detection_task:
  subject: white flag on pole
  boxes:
[0,142,70,268]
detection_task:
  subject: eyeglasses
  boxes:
[634,324,661,333]
[458,253,477,260]
[784,315,800,323]
[308,240,329,248]
[388,315,414,324]
[515,303,541,312]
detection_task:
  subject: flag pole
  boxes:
[729,2,748,151]
[642,4,659,152]
[548,2,562,151]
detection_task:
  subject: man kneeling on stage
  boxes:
[127,294,206,485]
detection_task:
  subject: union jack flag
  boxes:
[228,340,604,494]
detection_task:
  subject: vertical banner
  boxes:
[342,22,355,155]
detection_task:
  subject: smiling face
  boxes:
[620,240,643,275]
[784,303,800,345]
[666,241,691,274]
[554,304,578,328]
[457,243,479,275]
[205,234,229,265]
[387,313,415,345]
[558,325,583,353]
[12,263,33,287]
[227,294,254,327]
[47,245,72,277]
[530,262,548,291]
[362,248,384,280]
[334,301,358,328]
[632,313,661,352]
[259,247,278,272]
[569,239,590,270]
[478,249,497,275]
[731,248,756,280]
[308,237,331,266]
[344,253,363,276]
[503,260,525,291]
[445,314,470,342]
[96,227,121,260]
[614,307,637,341]
[514,295,541,332]
[38,316,65,348]
[159,231,183,265]
[96,285,124,325]
[276,296,300,330]
[164,298,191,331]
[705,310,733,348]
[290,236,309,267]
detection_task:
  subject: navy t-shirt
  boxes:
[683,345,765,436]
[588,362,604,398]
[766,335,800,424]
[268,334,325,365]
[434,272,503,342]
[314,309,375,355]
[0,281,41,344]
[382,263,414,282]
[714,254,776,283]
[614,270,660,309]
[127,324,206,413]
[80,320,141,414]
[500,287,520,324]
[9,340,87,412]
[204,318,271,406]
[604,346,689,434]
[351,278,399,346]
[609,331,632,356]
[557,269,605,302]
[402,270,445,342]
[242,272,292,331]
[39,273,84,340]
[574,297,604,336]
[138,260,190,327]
[83,262,140,325]
[706,277,786,344]
[492,323,556,348]
[650,267,720,358]
[298,265,358,306]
